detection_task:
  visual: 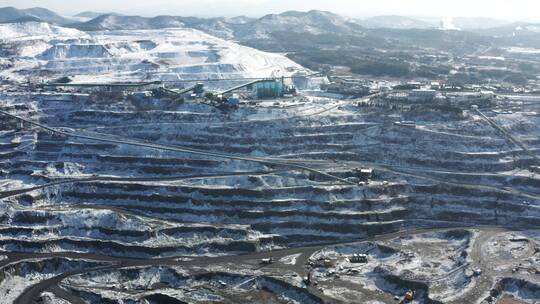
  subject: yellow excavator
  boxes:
[399,289,415,303]
[405,289,415,301]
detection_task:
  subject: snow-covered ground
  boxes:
[0,22,307,84]
[0,258,109,304]
[306,230,480,303]
[0,22,88,41]
[35,292,71,304]
[63,266,319,304]
[279,253,301,265]
[0,275,45,304]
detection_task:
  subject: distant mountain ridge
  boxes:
[0,6,519,35]
[75,11,118,18]
[38,9,537,54]
[452,17,510,30]
[67,10,363,40]
[74,11,124,20]
[0,6,72,25]
[0,6,530,47]
[358,15,438,29]
[72,14,184,31]
[234,10,363,39]
[357,15,513,31]
[475,22,540,37]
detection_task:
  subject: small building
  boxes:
[349,253,368,263]
[227,94,239,106]
[407,81,422,88]
[193,83,205,94]
[292,72,309,89]
[480,90,495,100]
[353,168,373,180]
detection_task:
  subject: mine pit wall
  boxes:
[374,266,445,304]
[2,100,540,258]
[1,186,410,254]
[61,287,121,304]
[0,258,108,285]
[404,183,540,228]
[3,148,539,256]
[482,278,540,303]
[63,271,325,304]
[194,272,325,304]
[4,175,539,256]
[0,238,261,258]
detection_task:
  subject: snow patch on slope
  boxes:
[0,23,307,84]
[0,22,88,40]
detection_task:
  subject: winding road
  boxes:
[5,225,538,304]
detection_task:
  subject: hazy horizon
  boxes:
[0,0,538,21]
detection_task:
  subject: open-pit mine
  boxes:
[0,15,539,304]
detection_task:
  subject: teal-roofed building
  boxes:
[252,79,284,99]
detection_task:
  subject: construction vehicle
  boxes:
[400,289,415,303]
[323,259,333,267]
[394,121,417,128]
[303,272,312,286]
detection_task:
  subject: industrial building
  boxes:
[252,79,284,99]
[446,91,494,103]
[213,78,289,102]
[408,89,437,102]
[321,81,370,98]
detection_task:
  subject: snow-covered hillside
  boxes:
[235,10,356,39]
[0,22,307,83]
[0,22,87,40]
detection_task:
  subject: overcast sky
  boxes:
[1,0,538,20]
